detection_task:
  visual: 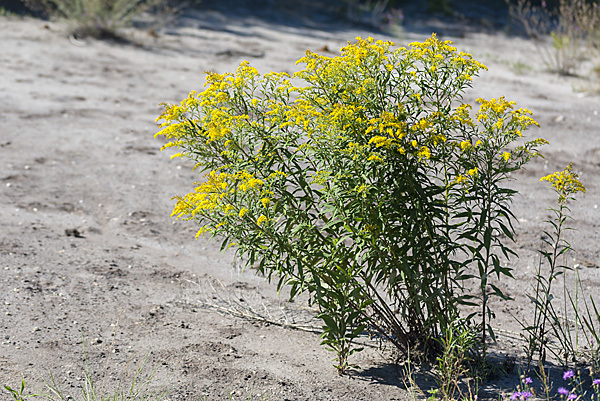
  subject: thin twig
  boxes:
[199,299,322,333]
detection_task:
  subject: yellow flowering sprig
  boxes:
[450,96,545,189]
[521,164,586,366]
[540,163,586,204]
[446,94,547,344]
[403,34,487,108]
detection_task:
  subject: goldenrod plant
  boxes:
[520,164,593,373]
[156,35,546,373]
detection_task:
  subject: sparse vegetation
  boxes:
[22,0,171,39]
[510,0,600,76]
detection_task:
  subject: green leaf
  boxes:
[483,226,492,251]
[487,324,497,342]
[320,314,338,332]
[498,222,514,240]
[490,284,512,300]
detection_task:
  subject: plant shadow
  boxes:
[348,361,406,387]
[345,346,598,400]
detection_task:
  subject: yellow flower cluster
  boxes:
[234,170,264,192]
[365,110,407,155]
[256,215,268,226]
[311,170,332,185]
[340,36,392,62]
[406,34,487,83]
[454,167,479,186]
[408,34,456,57]
[171,171,230,220]
[460,140,473,152]
[297,36,393,78]
[416,146,431,160]
[156,60,268,161]
[280,98,322,133]
[540,163,586,202]
[341,141,367,161]
[476,97,515,123]
[509,107,539,133]
[452,104,474,127]
[455,175,468,184]
[167,163,278,239]
[367,154,384,162]
[327,103,365,132]
[474,97,539,136]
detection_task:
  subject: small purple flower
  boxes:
[558,387,570,396]
[511,391,533,400]
[524,377,533,385]
[594,378,600,386]
[564,370,575,380]
[521,391,534,400]
[568,393,578,400]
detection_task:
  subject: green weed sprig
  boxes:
[4,377,39,401]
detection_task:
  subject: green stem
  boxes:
[537,202,566,365]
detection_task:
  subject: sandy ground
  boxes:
[1,1,600,399]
